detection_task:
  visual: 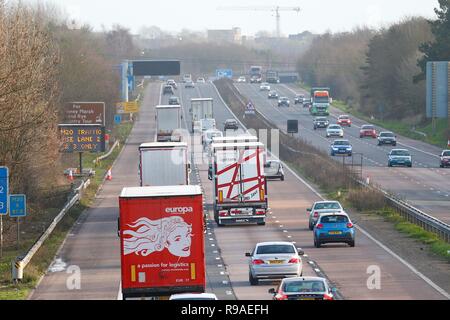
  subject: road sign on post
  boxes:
[9,194,26,218]
[287,120,299,134]
[63,102,106,126]
[58,124,106,153]
[116,101,139,114]
[216,69,233,79]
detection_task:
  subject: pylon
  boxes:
[106,168,112,181]
[67,169,74,182]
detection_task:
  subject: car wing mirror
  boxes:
[297,249,305,256]
[307,208,312,212]
[268,288,276,295]
[245,252,252,257]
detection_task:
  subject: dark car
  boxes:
[163,85,174,95]
[278,97,290,107]
[268,91,279,99]
[294,95,305,105]
[440,150,450,168]
[378,132,397,146]
[168,96,180,105]
[313,117,329,130]
[224,119,239,130]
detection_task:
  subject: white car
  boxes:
[246,242,304,285]
[169,293,218,300]
[200,118,216,133]
[260,83,271,91]
[237,76,246,83]
[185,80,195,88]
[307,201,345,230]
[264,160,285,181]
[203,129,223,150]
[326,124,344,138]
[197,77,206,83]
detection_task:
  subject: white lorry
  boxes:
[156,105,182,142]
[210,142,268,226]
[190,98,214,133]
[139,142,190,186]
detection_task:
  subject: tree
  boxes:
[415,0,450,82]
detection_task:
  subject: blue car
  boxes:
[388,149,412,167]
[314,213,355,248]
[330,140,352,156]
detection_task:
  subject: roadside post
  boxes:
[0,167,9,258]
[9,194,26,251]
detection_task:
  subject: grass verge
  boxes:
[0,120,134,300]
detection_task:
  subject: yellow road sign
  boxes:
[117,101,139,114]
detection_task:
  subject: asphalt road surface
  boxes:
[234,83,450,225]
[29,81,449,300]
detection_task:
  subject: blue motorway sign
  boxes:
[216,69,233,79]
[0,167,8,216]
[114,114,122,125]
[9,194,26,218]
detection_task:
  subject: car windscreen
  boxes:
[443,151,450,157]
[256,245,295,255]
[321,215,349,223]
[391,150,409,156]
[316,118,327,121]
[329,125,340,130]
[283,280,326,293]
[362,126,374,130]
[339,116,349,119]
[314,202,341,210]
[333,141,350,146]
[380,132,394,137]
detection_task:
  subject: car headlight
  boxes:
[347,147,352,150]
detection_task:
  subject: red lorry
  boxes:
[119,185,205,299]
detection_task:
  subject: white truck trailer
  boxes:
[190,98,213,133]
[156,105,182,142]
[139,142,190,186]
[210,142,268,226]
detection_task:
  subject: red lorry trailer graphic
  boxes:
[212,142,268,226]
[119,186,205,299]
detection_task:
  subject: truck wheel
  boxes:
[249,273,259,286]
[309,223,314,231]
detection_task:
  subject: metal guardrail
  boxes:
[12,179,90,281]
[359,180,450,243]
[94,140,120,164]
[227,80,450,244]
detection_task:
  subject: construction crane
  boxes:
[217,6,301,38]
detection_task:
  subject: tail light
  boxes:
[324,293,334,301]
[252,259,265,265]
[255,209,266,216]
[313,212,319,218]
[219,210,229,217]
[347,223,354,228]
[316,223,324,230]
[288,258,301,264]
[275,293,288,301]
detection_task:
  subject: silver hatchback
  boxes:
[246,242,304,285]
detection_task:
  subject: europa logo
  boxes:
[165,207,194,214]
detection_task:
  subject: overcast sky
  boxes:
[39,0,437,36]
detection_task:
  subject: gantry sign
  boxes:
[121,60,180,101]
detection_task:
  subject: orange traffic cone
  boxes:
[106,168,112,181]
[68,169,74,182]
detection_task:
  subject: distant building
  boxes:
[207,28,242,44]
[288,31,315,41]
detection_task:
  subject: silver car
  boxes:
[307,201,345,230]
[326,124,344,138]
[246,242,304,285]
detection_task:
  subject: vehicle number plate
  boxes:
[269,260,284,265]
[329,231,342,235]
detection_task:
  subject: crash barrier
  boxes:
[12,179,90,282]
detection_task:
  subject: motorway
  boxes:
[234,83,450,225]
[29,81,448,300]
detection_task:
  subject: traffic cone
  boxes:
[67,169,74,182]
[106,168,112,181]
[447,139,450,148]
